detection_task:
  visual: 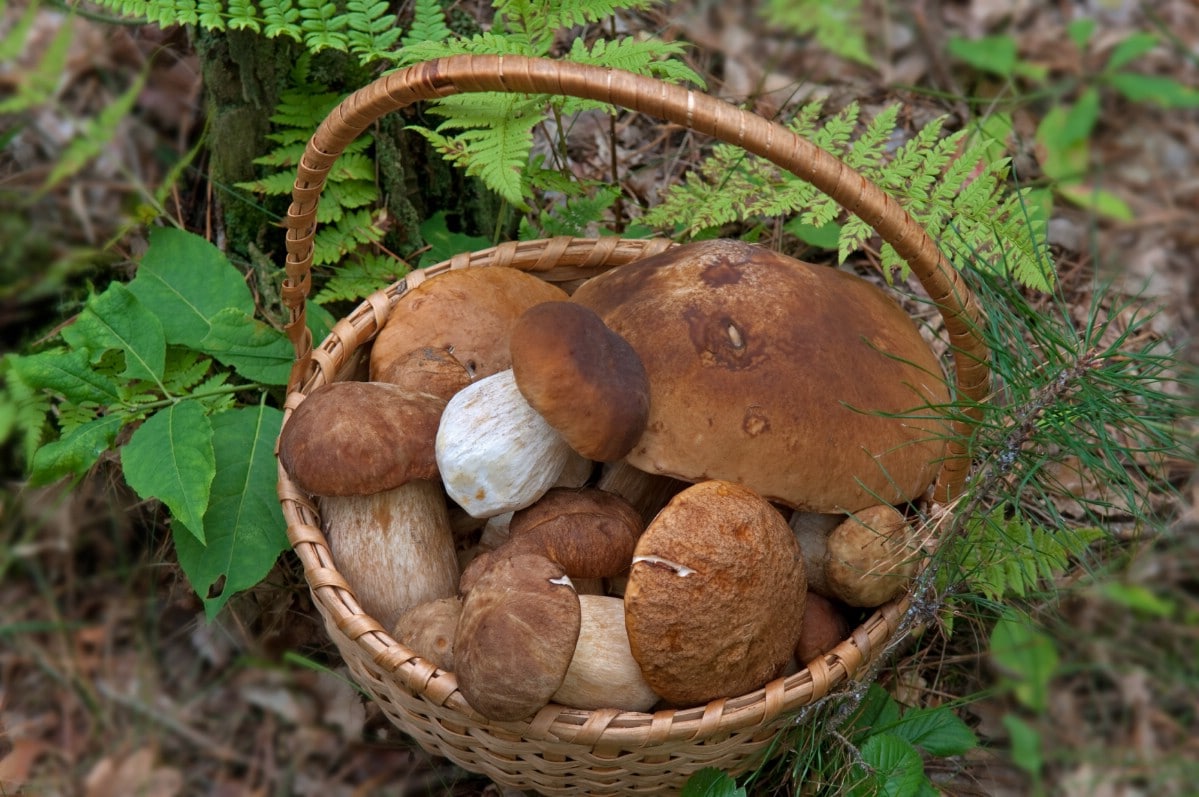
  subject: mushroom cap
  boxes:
[510,301,650,462]
[571,239,951,513]
[378,346,472,402]
[793,591,850,664]
[279,381,445,496]
[392,595,463,672]
[371,267,569,387]
[825,504,919,607]
[623,480,806,706]
[454,553,582,721]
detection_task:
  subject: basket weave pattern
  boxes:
[275,55,992,794]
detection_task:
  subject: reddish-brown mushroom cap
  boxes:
[278,381,444,496]
[370,267,568,387]
[623,480,806,706]
[571,239,951,513]
[510,301,650,462]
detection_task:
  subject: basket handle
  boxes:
[281,55,990,504]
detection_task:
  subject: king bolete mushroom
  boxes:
[278,381,460,630]
[623,480,806,706]
[571,239,951,514]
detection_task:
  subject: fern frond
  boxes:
[565,36,705,88]
[163,350,213,394]
[314,252,408,304]
[262,0,303,41]
[402,0,453,47]
[298,0,349,53]
[647,101,1053,289]
[762,0,871,66]
[345,0,402,64]
[312,209,383,265]
[226,0,261,31]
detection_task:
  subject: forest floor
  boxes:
[1,1,1196,795]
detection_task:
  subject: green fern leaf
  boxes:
[43,71,148,192]
[163,349,213,394]
[226,0,261,31]
[402,0,452,47]
[299,0,349,53]
[197,0,227,29]
[314,252,409,305]
[262,0,303,41]
[763,0,871,66]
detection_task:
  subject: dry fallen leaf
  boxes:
[0,739,52,792]
[84,748,184,797]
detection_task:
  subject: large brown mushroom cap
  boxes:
[279,381,444,496]
[370,267,569,387]
[623,480,806,706]
[510,301,650,462]
[571,239,951,513]
[455,553,582,721]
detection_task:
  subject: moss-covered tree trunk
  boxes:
[194,31,501,280]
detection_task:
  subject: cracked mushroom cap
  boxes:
[623,480,806,706]
[510,301,650,462]
[278,381,444,496]
[370,267,569,388]
[571,239,951,513]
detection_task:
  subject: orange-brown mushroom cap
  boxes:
[571,239,951,513]
[510,301,650,462]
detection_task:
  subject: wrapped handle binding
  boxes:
[281,54,989,503]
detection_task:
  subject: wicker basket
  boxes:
[275,55,991,795]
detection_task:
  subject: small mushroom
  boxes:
[436,369,575,518]
[459,487,644,593]
[371,267,568,386]
[393,596,462,671]
[793,504,921,608]
[552,595,660,712]
[623,480,806,706]
[454,553,581,721]
[510,301,650,462]
[793,591,851,664]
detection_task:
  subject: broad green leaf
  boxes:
[61,283,165,384]
[680,768,746,797]
[171,405,288,618]
[128,227,256,349]
[783,218,842,250]
[7,348,121,405]
[947,34,1018,78]
[852,734,927,797]
[121,400,215,544]
[1035,107,1090,182]
[1065,18,1096,51]
[849,683,902,744]
[1002,714,1043,778]
[1104,32,1158,72]
[1060,87,1101,148]
[989,609,1059,713]
[887,705,978,756]
[418,211,492,264]
[1098,582,1176,618]
[29,413,124,485]
[1057,184,1134,221]
[199,308,295,385]
[1106,72,1199,109]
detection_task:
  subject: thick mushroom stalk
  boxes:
[278,381,460,630]
[436,369,575,518]
[553,595,660,712]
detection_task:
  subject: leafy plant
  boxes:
[761,0,871,66]
[2,228,329,617]
[948,23,1199,220]
[644,101,1053,291]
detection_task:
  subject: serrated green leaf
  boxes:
[849,683,902,744]
[8,348,122,405]
[1066,18,1095,51]
[128,228,256,349]
[171,404,288,618]
[29,413,124,485]
[887,706,978,756]
[853,735,927,797]
[199,308,294,385]
[680,767,746,797]
[61,283,166,384]
[121,400,215,543]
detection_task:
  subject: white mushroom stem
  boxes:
[552,595,660,712]
[436,369,574,518]
[322,479,459,631]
